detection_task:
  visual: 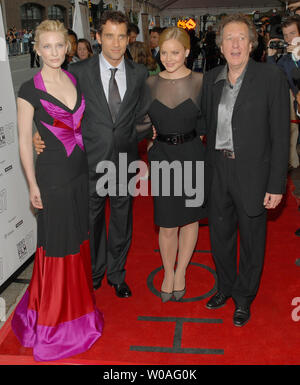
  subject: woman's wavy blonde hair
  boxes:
[34,19,70,53]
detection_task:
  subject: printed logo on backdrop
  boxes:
[0,123,15,149]
[17,230,34,261]
[0,188,7,214]
[16,219,24,229]
[5,123,15,145]
[4,164,13,174]
[17,239,27,261]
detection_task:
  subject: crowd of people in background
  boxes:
[4,18,271,71]
[6,27,33,56]
[5,18,291,71]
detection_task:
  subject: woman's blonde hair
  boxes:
[159,27,191,51]
[34,19,70,53]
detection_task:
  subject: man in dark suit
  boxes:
[150,27,165,71]
[125,23,140,61]
[267,16,300,170]
[70,11,148,297]
[267,15,300,96]
[202,14,290,326]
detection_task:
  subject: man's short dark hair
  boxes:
[98,10,129,35]
[150,27,162,35]
[281,15,300,34]
[128,23,139,35]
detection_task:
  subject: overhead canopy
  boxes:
[150,0,285,10]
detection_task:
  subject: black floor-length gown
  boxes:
[11,70,104,362]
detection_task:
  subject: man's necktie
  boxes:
[108,68,121,123]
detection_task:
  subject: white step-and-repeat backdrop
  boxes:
[0,6,37,287]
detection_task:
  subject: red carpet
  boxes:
[0,145,300,365]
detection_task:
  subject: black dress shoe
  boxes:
[206,291,230,309]
[108,281,132,298]
[233,305,250,327]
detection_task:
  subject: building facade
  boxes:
[1,0,73,32]
[1,0,161,34]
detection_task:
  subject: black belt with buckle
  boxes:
[156,130,196,145]
[218,149,235,159]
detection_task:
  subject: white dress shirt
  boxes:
[99,52,127,102]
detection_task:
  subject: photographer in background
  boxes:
[252,24,267,62]
[288,1,300,15]
[267,16,300,170]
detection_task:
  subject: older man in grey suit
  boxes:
[202,14,290,326]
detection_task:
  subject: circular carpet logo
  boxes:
[147,262,217,302]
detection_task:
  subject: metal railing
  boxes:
[6,39,31,56]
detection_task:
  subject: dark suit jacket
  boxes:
[69,54,148,193]
[153,50,165,72]
[202,58,290,216]
[125,47,133,61]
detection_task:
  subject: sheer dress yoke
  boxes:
[136,71,207,228]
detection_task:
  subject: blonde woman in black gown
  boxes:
[11,20,103,361]
[138,27,207,302]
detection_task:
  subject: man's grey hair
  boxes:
[216,14,258,51]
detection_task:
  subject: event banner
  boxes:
[0,6,36,287]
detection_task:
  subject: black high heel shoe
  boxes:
[160,290,173,303]
[173,287,186,301]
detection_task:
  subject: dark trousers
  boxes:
[89,187,133,287]
[30,51,40,68]
[209,151,267,307]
